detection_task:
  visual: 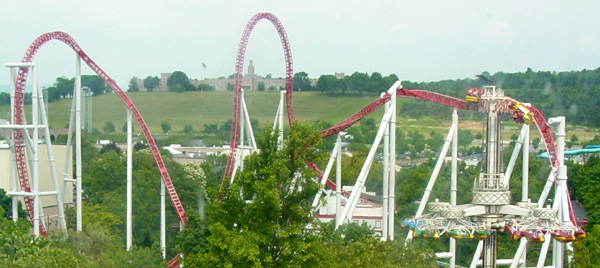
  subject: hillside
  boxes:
[0,90,597,141]
[28,91,387,134]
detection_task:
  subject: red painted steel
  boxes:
[529,107,576,224]
[224,12,295,179]
[13,32,187,232]
[318,87,574,224]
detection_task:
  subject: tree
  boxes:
[257,81,265,91]
[143,76,160,92]
[167,71,195,92]
[134,141,148,151]
[348,72,370,93]
[571,134,579,142]
[203,124,218,134]
[293,71,313,91]
[82,75,109,95]
[183,125,193,134]
[180,124,323,267]
[572,223,600,267]
[128,77,140,92]
[122,121,134,133]
[197,84,215,91]
[177,124,437,267]
[532,137,541,150]
[316,74,339,93]
[161,122,171,134]
[103,121,115,133]
[0,188,27,220]
[99,143,121,155]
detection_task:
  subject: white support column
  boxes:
[75,55,83,232]
[388,84,397,240]
[311,140,341,208]
[239,89,245,171]
[550,116,567,268]
[278,90,285,150]
[9,66,18,222]
[539,168,564,268]
[382,100,390,240]
[60,96,76,205]
[335,134,342,226]
[161,180,166,259]
[406,123,456,241]
[126,109,133,250]
[241,97,257,151]
[450,109,458,268]
[338,108,393,226]
[520,124,529,268]
[32,64,40,236]
[538,172,555,208]
[537,233,552,268]
[511,238,528,268]
[470,241,484,268]
[38,78,66,230]
[503,125,528,186]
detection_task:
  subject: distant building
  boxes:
[0,144,73,230]
[315,186,383,235]
[134,60,316,92]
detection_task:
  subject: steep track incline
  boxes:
[13,32,188,230]
[224,12,295,179]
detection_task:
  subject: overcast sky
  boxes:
[2,1,600,88]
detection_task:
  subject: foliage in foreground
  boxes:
[176,124,436,267]
[0,206,165,268]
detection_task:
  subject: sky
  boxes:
[1,1,600,89]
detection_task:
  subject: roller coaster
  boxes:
[4,12,582,268]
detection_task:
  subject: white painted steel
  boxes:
[336,134,342,226]
[161,180,166,259]
[406,123,457,241]
[38,76,66,229]
[388,87,396,240]
[503,126,528,186]
[470,241,483,268]
[338,108,393,226]
[126,109,132,250]
[450,109,458,268]
[382,100,390,240]
[311,140,341,208]
[75,56,83,232]
[32,65,40,236]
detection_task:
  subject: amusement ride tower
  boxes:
[403,86,585,268]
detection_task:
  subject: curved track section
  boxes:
[224,12,295,179]
[320,87,475,138]
[13,32,187,230]
[319,87,574,223]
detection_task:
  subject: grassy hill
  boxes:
[1,91,389,134]
[0,91,596,141]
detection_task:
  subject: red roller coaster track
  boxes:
[319,86,575,223]
[220,12,573,224]
[224,12,295,179]
[12,32,188,235]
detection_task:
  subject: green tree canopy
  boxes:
[167,71,195,92]
[143,76,160,91]
[293,71,313,91]
[128,77,139,92]
[103,121,115,133]
[161,122,171,134]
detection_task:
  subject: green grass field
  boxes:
[0,91,387,134]
[0,91,596,142]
